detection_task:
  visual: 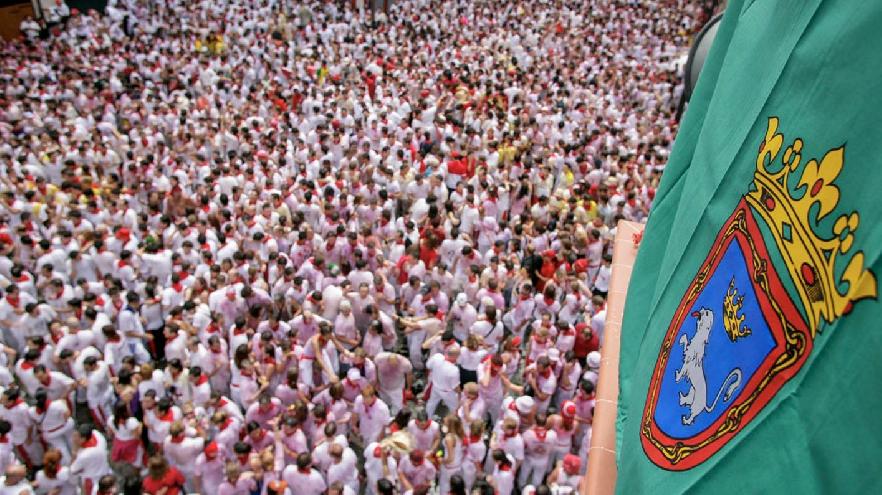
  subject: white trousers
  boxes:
[426,387,458,418]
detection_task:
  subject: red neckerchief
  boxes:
[0,435,7,444]
[81,433,98,448]
[298,467,311,474]
[5,398,23,409]
[170,434,185,444]
[196,375,209,386]
[543,296,555,307]
[539,367,552,379]
[172,282,184,293]
[533,426,548,442]
[5,295,18,307]
[499,463,512,471]
[20,361,34,370]
[159,409,175,422]
[40,375,51,386]
[373,446,383,458]
[117,260,128,268]
[220,418,233,431]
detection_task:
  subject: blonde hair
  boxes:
[470,419,484,437]
[463,382,479,395]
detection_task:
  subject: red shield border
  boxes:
[640,200,812,470]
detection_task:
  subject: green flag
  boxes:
[616,0,882,493]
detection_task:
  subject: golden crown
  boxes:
[745,117,877,337]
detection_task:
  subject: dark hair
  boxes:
[77,423,94,439]
[34,388,48,412]
[449,474,467,495]
[376,479,395,495]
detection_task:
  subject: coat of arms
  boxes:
[641,117,877,470]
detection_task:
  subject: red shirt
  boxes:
[419,245,438,268]
[573,331,599,359]
[142,468,185,495]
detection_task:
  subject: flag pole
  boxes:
[582,220,645,495]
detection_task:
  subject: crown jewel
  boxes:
[746,117,877,336]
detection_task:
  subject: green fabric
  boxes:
[616,0,882,493]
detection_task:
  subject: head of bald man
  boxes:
[4,465,25,485]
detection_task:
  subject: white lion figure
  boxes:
[675,307,742,425]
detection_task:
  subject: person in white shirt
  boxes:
[400,306,443,371]
[397,448,436,493]
[69,425,111,495]
[163,421,205,492]
[363,441,398,495]
[519,413,558,488]
[373,351,412,415]
[325,443,359,493]
[0,465,34,495]
[425,346,461,418]
[81,356,113,430]
[35,448,75,495]
[488,449,517,495]
[350,386,391,445]
[116,292,151,364]
[281,453,326,495]
[0,388,35,468]
[28,389,74,463]
[194,441,225,495]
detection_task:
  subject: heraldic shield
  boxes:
[640,117,877,470]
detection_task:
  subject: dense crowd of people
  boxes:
[0,0,709,493]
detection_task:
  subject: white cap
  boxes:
[339,300,351,311]
[547,348,561,362]
[515,396,535,414]
[582,370,599,386]
[346,368,361,381]
[587,351,601,370]
[455,293,468,306]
